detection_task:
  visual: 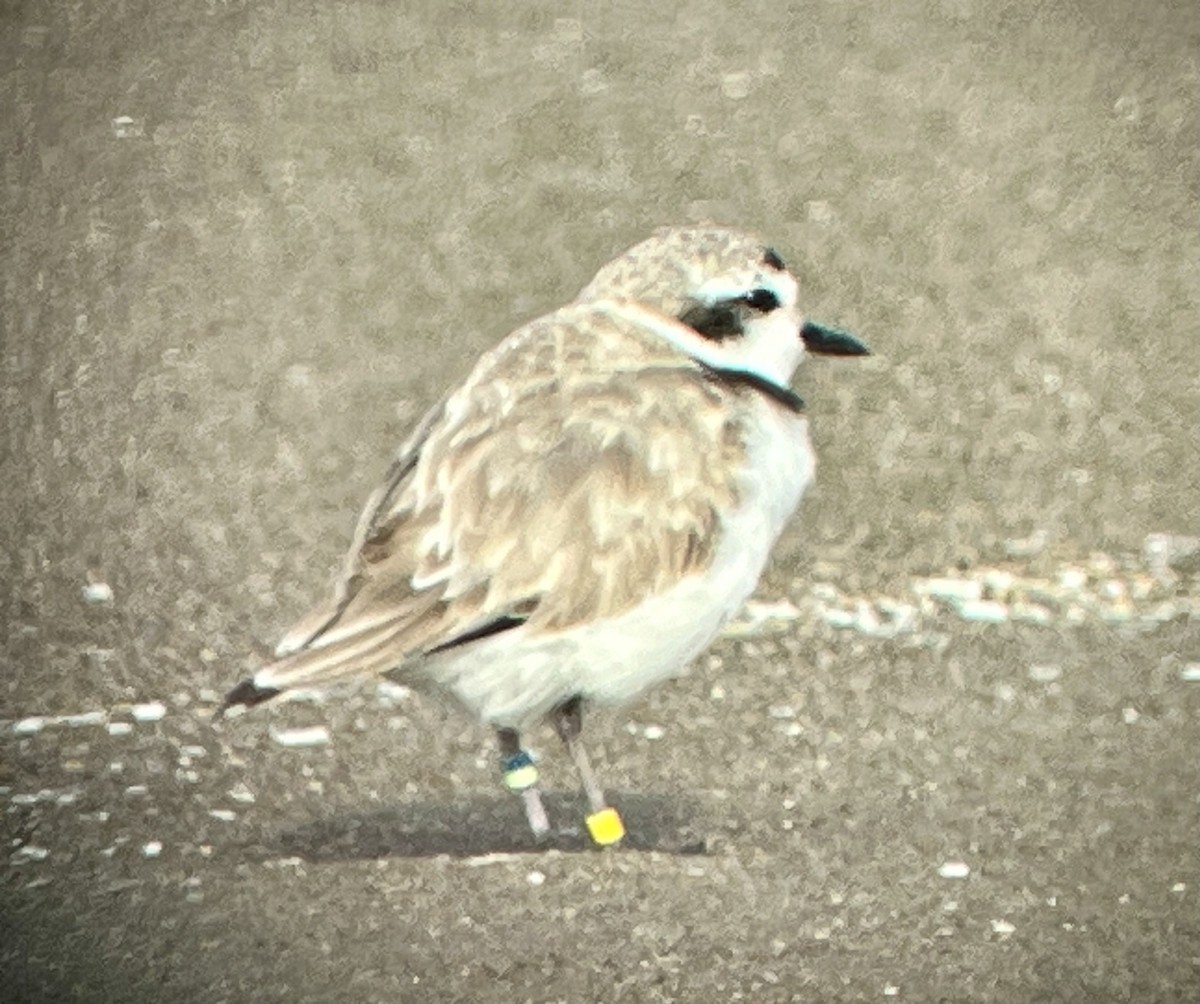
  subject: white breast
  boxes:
[426,403,815,729]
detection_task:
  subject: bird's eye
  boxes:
[743,288,780,312]
[679,302,744,341]
[762,248,786,270]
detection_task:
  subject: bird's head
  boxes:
[578,226,869,385]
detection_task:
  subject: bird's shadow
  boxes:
[244,791,715,861]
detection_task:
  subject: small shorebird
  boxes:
[217,226,869,845]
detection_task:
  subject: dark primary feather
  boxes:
[425,614,529,655]
[213,679,280,718]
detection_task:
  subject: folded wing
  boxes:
[219,302,750,711]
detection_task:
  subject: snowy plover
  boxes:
[218,226,869,845]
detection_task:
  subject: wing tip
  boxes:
[212,678,282,721]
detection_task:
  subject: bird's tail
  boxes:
[213,618,415,720]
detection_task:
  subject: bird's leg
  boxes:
[496,727,550,839]
[551,697,605,813]
[551,696,625,846]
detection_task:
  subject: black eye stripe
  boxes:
[679,302,744,341]
[762,248,786,270]
[743,288,780,312]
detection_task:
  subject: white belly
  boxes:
[427,407,815,728]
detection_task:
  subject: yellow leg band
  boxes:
[585,807,625,846]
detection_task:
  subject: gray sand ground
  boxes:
[2,1,1197,1001]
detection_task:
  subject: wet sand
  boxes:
[2,1,1197,1001]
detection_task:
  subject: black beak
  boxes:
[800,321,870,357]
